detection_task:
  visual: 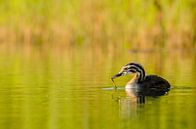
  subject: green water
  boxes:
[0,48,195,129]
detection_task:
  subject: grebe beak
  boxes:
[111,72,123,79]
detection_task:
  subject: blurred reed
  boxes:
[0,0,195,50]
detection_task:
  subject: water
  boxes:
[0,47,195,129]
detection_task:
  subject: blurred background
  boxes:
[0,0,195,51]
[0,1,195,129]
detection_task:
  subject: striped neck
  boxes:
[136,70,145,82]
[126,73,145,88]
[126,63,146,82]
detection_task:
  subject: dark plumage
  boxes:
[139,75,170,91]
[137,75,170,96]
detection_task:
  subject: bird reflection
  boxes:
[125,85,170,103]
[114,87,170,120]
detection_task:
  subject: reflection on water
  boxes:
[0,47,195,129]
[112,86,170,120]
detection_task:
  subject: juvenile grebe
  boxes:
[111,62,170,93]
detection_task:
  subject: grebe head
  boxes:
[112,62,145,81]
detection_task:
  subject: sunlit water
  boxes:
[0,48,195,129]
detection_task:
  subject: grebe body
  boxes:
[112,62,170,95]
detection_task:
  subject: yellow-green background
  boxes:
[0,0,195,49]
[0,1,195,129]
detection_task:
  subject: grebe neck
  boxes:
[127,63,146,82]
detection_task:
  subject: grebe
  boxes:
[111,62,170,94]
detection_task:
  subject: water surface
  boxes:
[0,48,195,129]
